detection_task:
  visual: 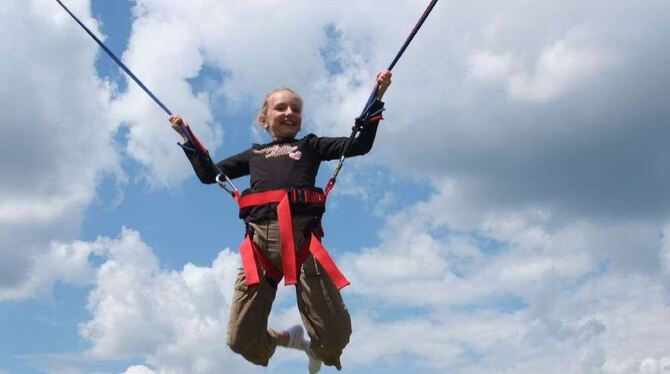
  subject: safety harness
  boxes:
[234,188,349,289]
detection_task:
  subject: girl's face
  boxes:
[260,90,302,140]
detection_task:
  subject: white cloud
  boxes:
[468,28,609,103]
[371,0,670,224]
[0,0,120,299]
[122,366,156,374]
[334,179,670,372]
[638,358,670,374]
[77,227,302,373]
[511,27,608,102]
[0,238,102,300]
[110,6,222,187]
[80,228,230,359]
[468,49,514,82]
[659,223,670,299]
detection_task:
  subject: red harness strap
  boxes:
[301,233,350,289]
[238,233,283,285]
[236,189,349,289]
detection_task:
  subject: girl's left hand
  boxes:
[375,70,392,100]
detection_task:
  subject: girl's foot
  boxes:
[283,325,322,373]
[306,346,322,374]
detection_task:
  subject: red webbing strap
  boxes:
[239,234,282,286]
[308,233,350,290]
[324,179,335,197]
[293,233,350,290]
[276,194,297,285]
[237,189,340,288]
[237,190,287,208]
[239,234,260,286]
[237,190,297,286]
[241,228,349,289]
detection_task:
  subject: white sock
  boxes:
[306,345,323,374]
[286,325,306,350]
[283,325,323,373]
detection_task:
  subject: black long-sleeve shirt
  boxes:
[182,99,384,222]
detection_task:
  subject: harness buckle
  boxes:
[290,188,306,204]
[288,188,325,205]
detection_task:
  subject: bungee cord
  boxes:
[55,0,171,115]
[54,0,239,195]
[325,0,439,195]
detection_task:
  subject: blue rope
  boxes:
[56,0,239,195]
[55,0,172,116]
[329,0,439,190]
[55,0,207,158]
[358,0,438,120]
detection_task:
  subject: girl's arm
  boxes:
[310,70,391,160]
[169,114,250,184]
[309,99,385,161]
[180,144,250,184]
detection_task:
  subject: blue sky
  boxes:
[2,0,670,373]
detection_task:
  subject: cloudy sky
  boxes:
[2,0,670,373]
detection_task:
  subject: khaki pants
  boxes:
[226,215,351,369]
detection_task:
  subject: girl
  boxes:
[169,70,392,372]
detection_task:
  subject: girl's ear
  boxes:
[257,116,270,132]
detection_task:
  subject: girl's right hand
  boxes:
[375,70,392,100]
[168,114,188,142]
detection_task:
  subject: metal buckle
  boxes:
[215,173,239,197]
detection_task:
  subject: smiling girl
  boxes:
[169,70,391,373]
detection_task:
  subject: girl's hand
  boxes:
[168,114,188,142]
[375,70,392,100]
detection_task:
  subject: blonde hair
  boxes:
[257,87,303,126]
